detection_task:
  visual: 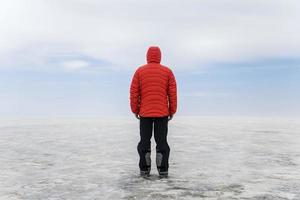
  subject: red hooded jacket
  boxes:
[130,46,177,117]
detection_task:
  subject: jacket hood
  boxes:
[146,46,161,63]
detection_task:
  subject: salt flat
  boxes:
[0,117,300,200]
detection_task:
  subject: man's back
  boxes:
[130,46,177,177]
[130,46,177,117]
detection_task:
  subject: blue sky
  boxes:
[1,58,299,118]
[0,0,299,118]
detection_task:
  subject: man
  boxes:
[130,46,177,178]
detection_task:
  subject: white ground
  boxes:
[0,117,300,200]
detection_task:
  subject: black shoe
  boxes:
[159,171,168,178]
[140,164,151,177]
[140,170,150,177]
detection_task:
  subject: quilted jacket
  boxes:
[130,46,177,117]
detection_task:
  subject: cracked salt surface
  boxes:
[0,117,300,199]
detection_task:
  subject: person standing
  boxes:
[130,46,177,178]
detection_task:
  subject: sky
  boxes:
[0,0,299,118]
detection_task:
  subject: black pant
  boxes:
[137,116,170,172]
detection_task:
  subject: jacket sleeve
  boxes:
[130,69,140,114]
[168,69,177,115]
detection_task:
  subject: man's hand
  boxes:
[135,114,140,120]
[168,115,173,121]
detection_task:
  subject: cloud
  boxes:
[0,0,299,71]
[61,60,89,71]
